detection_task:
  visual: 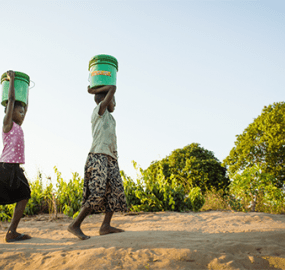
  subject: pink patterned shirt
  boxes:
[0,122,25,164]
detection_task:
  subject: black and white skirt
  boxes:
[82,153,128,213]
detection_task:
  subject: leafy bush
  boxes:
[145,143,230,193]
[229,165,285,212]
[120,170,142,208]
[121,161,205,212]
[200,188,229,211]
[188,187,205,212]
[0,204,15,222]
[54,167,84,217]
[24,171,54,215]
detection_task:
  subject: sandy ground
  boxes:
[0,211,285,270]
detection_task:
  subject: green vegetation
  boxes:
[0,162,206,222]
[122,161,205,212]
[229,165,285,213]
[201,187,285,214]
[223,102,285,188]
[220,101,285,213]
[0,167,84,222]
[1,102,284,222]
[145,143,230,193]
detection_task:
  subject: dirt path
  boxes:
[0,211,285,269]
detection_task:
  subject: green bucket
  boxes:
[88,54,118,88]
[1,71,30,107]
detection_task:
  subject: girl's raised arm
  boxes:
[88,85,116,116]
[3,70,15,133]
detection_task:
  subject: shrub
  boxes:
[55,167,84,217]
[229,165,285,212]
[145,143,230,193]
[121,161,205,212]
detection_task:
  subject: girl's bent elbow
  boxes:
[8,97,15,102]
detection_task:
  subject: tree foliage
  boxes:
[223,102,285,187]
[144,143,230,193]
[230,165,284,212]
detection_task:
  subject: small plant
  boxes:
[200,188,229,211]
[0,204,15,222]
[55,167,84,217]
[188,186,205,212]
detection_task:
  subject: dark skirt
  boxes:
[0,163,31,205]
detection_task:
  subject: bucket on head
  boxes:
[1,71,30,107]
[88,54,118,89]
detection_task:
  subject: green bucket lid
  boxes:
[1,71,30,85]
[88,54,118,71]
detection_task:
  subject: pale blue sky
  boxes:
[0,0,284,182]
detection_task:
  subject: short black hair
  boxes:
[4,101,24,113]
[94,93,107,104]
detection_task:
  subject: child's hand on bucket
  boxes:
[7,70,15,81]
[87,85,96,94]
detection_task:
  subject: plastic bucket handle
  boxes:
[29,80,35,90]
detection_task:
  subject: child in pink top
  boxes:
[0,121,25,163]
[0,70,31,242]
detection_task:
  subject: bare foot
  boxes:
[5,231,31,243]
[99,225,124,235]
[67,225,90,240]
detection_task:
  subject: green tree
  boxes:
[223,102,285,187]
[145,143,230,193]
[230,165,284,212]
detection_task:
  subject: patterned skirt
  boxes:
[82,153,128,212]
[0,163,31,205]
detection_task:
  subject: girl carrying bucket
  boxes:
[0,70,31,242]
[68,84,128,240]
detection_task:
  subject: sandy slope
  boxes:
[0,211,285,270]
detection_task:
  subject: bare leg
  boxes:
[99,211,124,235]
[5,199,31,242]
[68,206,91,240]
